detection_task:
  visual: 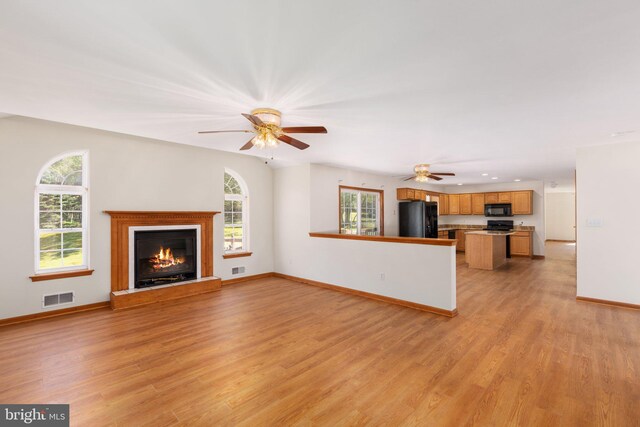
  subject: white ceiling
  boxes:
[1,0,640,185]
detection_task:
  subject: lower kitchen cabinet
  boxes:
[510,231,533,257]
[455,229,466,252]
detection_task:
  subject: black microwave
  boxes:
[484,203,513,217]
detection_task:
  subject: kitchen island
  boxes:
[464,230,515,270]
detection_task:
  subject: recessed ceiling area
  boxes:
[1,1,639,185]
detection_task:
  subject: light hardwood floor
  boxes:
[1,243,639,426]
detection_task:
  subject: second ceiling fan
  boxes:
[198,108,327,151]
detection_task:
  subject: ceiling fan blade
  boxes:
[280,126,328,134]
[427,174,443,181]
[239,138,254,151]
[198,130,253,134]
[277,134,310,150]
[429,172,455,176]
[403,175,417,181]
[242,113,264,127]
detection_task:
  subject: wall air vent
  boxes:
[232,266,246,275]
[43,291,75,308]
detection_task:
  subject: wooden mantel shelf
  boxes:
[104,211,220,218]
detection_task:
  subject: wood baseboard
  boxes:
[111,277,221,310]
[0,301,110,327]
[222,272,275,286]
[576,296,640,310]
[272,273,458,317]
[532,255,545,260]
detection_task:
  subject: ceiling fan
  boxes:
[198,108,327,151]
[401,164,456,182]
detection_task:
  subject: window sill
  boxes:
[29,269,94,282]
[223,252,253,259]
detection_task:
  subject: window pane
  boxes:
[62,249,83,266]
[224,172,242,195]
[232,200,243,212]
[224,212,232,224]
[40,232,62,251]
[62,232,83,249]
[62,194,82,211]
[40,251,62,269]
[40,155,83,186]
[232,213,243,225]
[62,212,82,228]
[224,200,232,212]
[39,193,60,211]
[40,212,61,229]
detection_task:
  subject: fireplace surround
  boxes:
[132,227,199,289]
[105,211,221,309]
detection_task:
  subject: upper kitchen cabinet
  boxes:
[449,194,460,214]
[485,193,499,203]
[512,190,533,215]
[459,194,472,215]
[471,193,485,215]
[498,192,512,203]
[440,194,449,215]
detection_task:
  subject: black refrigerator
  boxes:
[399,201,438,238]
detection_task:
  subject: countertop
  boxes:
[439,224,534,232]
[464,230,516,236]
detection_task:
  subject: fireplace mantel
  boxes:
[104,211,221,309]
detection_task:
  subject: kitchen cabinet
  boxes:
[455,229,466,252]
[512,190,533,215]
[440,194,449,215]
[449,194,460,215]
[471,193,485,215]
[438,230,448,239]
[510,231,532,257]
[459,194,472,215]
[416,190,426,201]
[498,192,512,203]
[485,193,499,203]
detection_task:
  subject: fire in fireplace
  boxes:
[134,229,197,288]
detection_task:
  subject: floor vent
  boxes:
[43,291,75,308]
[232,266,246,275]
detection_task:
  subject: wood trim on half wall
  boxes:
[104,211,219,292]
[273,273,458,317]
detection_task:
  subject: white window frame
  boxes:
[34,151,89,274]
[339,186,383,236]
[223,169,249,254]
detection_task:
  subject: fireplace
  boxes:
[134,229,198,288]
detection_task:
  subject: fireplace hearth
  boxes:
[134,229,197,288]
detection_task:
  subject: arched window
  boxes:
[224,170,248,253]
[35,152,88,273]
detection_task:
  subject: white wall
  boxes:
[309,164,440,236]
[545,192,575,241]
[275,164,457,312]
[576,140,640,305]
[440,181,546,255]
[0,116,274,319]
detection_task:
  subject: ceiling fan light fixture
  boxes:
[251,108,281,126]
[414,175,429,183]
[252,129,280,149]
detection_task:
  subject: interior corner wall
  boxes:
[576,140,640,305]
[440,181,546,255]
[0,116,274,320]
[544,192,576,241]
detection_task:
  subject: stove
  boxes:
[484,220,514,231]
